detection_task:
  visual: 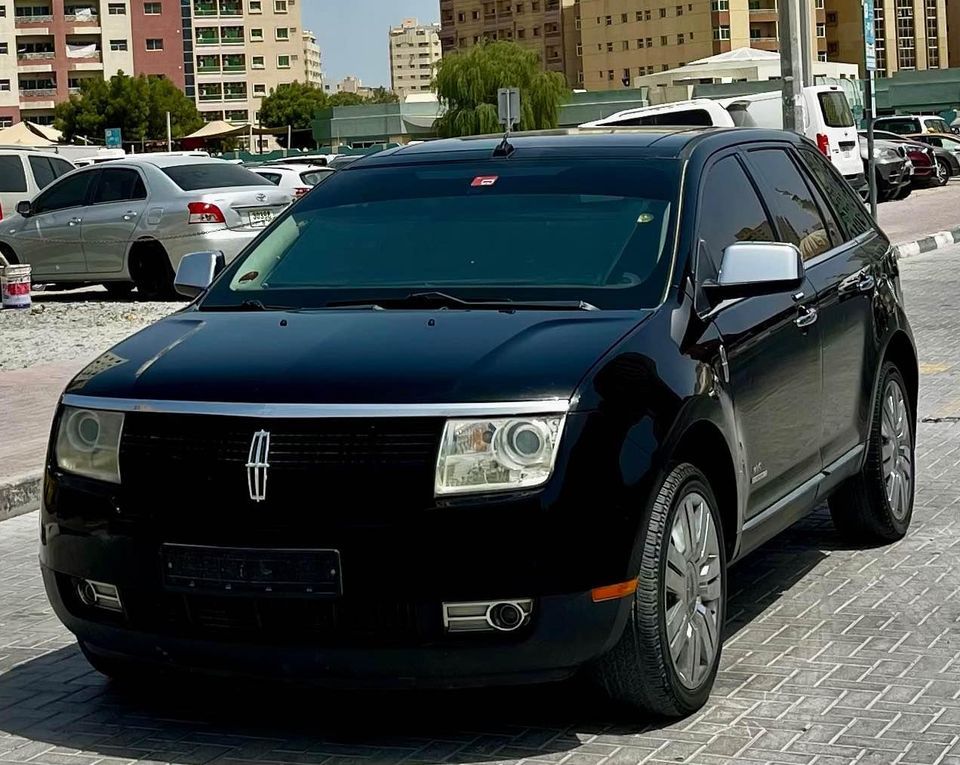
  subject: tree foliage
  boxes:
[434,41,569,137]
[326,91,365,107]
[55,73,203,142]
[258,81,329,130]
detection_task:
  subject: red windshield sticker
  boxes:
[471,175,499,187]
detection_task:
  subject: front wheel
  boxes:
[934,159,950,186]
[591,463,725,717]
[829,362,914,542]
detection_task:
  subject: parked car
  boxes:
[873,114,953,136]
[327,154,364,169]
[0,149,75,220]
[907,132,960,178]
[860,137,913,201]
[41,129,916,718]
[0,157,291,298]
[582,86,868,198]
[252,164,336,197]
[263,154,334,167]
[860,131,943,187]
[870,130,958,185]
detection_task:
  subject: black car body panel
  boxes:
[40,128,918,687]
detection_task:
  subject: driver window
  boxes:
[32,171,95,215]
[696,155,775,283]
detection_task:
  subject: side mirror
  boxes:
[16,201,32,217]
[703,242,804,302]
[174,250,225,299]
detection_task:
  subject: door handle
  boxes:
[839,270,876,297]
[122,211,138,221]
[857,273,876,292]
[68,217,82,226]
[795,305,819,329]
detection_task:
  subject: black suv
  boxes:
[41,129,917,717]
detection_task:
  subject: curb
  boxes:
[0,473,41,523]
[893,226,960,259]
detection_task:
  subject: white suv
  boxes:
[0,149,75,221]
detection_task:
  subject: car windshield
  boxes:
[200,158,680,311]
[162,163,269,191]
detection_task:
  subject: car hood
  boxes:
[65,309,651,405]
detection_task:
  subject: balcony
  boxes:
[223,92,247,101]
[221,37,244,45]
[198,90,223,101]
[17,50,55,61]
[65,12,98,23]
[223,64,245,73]
[20,87,56,97]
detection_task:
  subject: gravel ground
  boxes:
[0,288,178,371]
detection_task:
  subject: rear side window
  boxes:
[799,148,874,240]
[163,163,267,191]
[255,171,282,185]
[748,148,837,261]
[696,155,774,279]
[875,118,919,135]
[0,155,27,192]
[92,168,147,203]
[50,158,74,179]
[28,156,57,190]
[818,92,854,128]
[301,169,335,186]
[926,118,950,133]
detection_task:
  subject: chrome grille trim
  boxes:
[61,395,571,418]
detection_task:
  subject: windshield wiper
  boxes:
[325,291,599,312]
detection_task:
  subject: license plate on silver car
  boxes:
[248,209,274,227]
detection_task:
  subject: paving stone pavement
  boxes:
[1,246,960,765]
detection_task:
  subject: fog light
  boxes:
[75,579,122,613]
[442,599,533,633]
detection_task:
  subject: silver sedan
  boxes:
[0,156,291,298]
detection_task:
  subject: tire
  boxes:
[591,463,726,717]
[829,362,914,543]
[934,159,950,186]
[103,282,135,298]
[131,242,177,300]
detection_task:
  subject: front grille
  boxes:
[118,413,443,521]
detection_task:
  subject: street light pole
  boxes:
[779,0,806,132]
[863,0,878,218]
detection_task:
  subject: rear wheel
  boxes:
[934,159,950,186]
[591,463,725,717]
[829,362,914,543]
[130,242,177,300]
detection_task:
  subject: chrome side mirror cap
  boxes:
[174,251,225,299]
[704,242,804,301]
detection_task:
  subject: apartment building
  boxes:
[826,0,948,76]
[438,0,579,86]
[193,0,304,123]
[389,18,441,97]
[578,0,826,90]
[303,28,322,87]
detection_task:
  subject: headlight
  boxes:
[874,147,899,161]
[55,406,124,483]
[435,415,565,495]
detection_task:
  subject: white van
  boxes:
[0,149,75,220]
[582,85,866,196]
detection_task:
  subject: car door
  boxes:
[81,167,149,274]
[696,152,823,520]
[796,146,886,468]
[11,169,96,278]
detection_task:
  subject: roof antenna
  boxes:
[494,87,520,158]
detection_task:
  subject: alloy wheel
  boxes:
[881,378,913,520]
[937,160,949,185]
[664,491,723,689]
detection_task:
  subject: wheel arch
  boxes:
[0,241,19,265]
[669,419,740,562]
[881,329,919,422]
[127,237,170,281]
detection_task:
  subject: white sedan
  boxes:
[252,164,335,198]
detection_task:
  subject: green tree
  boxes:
[434,41,568,137]
[55,72,202,143]
[327,91,366,107]
[367,86,400,104]
[258,81,328,129]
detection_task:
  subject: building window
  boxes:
[109,39,129,50]
[144,1,160,12]
[605,14,611,24]
[621,12,627,21]
[275,27,289,40]
[146,37,163,49]
[578,70,584,83]
[574,16,580,28]
[252,54,264,68]
[816,23,825,37]
[108,2,125,13]
[0,117,11,128]
[533,25,539,35]
[646,36,652,46]
[637,37,644,47]
[818,51,827,61]
[607,69,614,80]
[678,33,684,44]
[713,25,730,39]
[645,9,651,19]
[662,63,670,71]
[249,0,261,10]
[659,7,667,17]
[661,35,668,44]
[0,43,6,54]
[274,0,286,11]
[622,67,630,82]
[676,4,683,14]
[250,27,263,41]
[253,83,266,95]
[0,7,4,17]
[621,39,629,50]
[606,41,613,51]
[0,79,9,91]
[896,0,916,69]
[576,43,582,56]
[925,0,939,67]
[711,0,729,9]
[277,54,290,68]
[636,10,642,20]
[826,11,837,24]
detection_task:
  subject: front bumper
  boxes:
[42,562,631,687]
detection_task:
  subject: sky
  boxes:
[303,0,441,89]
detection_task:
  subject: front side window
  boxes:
[201,159,681,311]
[748,149,836,261]
[33,171,95,214]
[696,155,774,280]
[799,148,874,240]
